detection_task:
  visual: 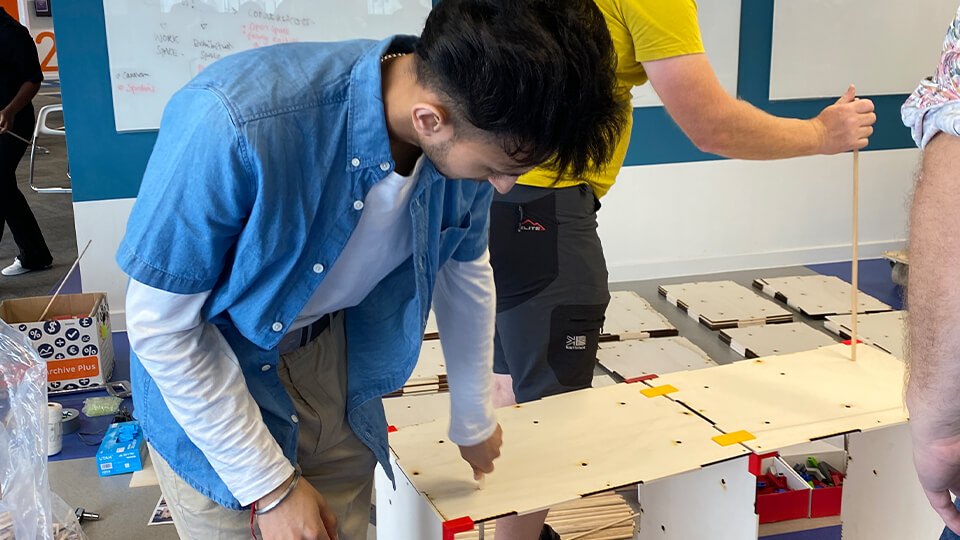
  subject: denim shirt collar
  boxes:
[346,35,418,177]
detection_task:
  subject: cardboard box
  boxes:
[0,293,114,394]
[96,421,145,476]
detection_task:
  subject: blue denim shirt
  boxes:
[116,36,494,509]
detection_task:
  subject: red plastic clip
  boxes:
[624,374,659,384]
[841,339,864,346]
[387,425,398,433]
[442,516,475,540]
[748,451,779,476]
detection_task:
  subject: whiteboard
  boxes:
[631,0,741,108]
[770,0,958,100]
[102,0,431,132]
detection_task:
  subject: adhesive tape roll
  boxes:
[61,408,80,434]
[47,402,63,456]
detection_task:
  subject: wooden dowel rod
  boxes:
[851,149,859,361]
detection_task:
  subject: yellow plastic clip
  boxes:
[640,384,678,398]
[712,430,756,447]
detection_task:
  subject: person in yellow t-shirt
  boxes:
[488,2,877,538]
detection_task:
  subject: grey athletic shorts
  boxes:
[489,183,610,403]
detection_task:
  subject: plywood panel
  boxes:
[654,344,908,453]
[824,311,906,360]
[603,291,677,340]
[384,393,451,430]
[753,275,891,318]
[720,322,837,359]
[841,424,945,539]
[388,383,750,523]
[658,281,793,330]
[597,337,715,381]
[637,456,758,540]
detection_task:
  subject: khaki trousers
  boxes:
[150,313,376,539]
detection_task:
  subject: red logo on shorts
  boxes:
[518,219,546,232]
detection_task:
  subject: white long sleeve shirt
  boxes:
[126,163,496,505]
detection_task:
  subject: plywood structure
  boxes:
[385,341,448,397]
[752,275,892,318]
[654,344,907,453]
[602,291,678,340]
[824,311,906,360]
[596,337,715,381]
[384,393,451,430]
[637,456,757,540]
[658,281,793,330]
[882,250,908,265]
[387,383,751,523]
[841,424,945,539]
[719,322,837,359]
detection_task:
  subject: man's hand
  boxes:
[911,416,960,535]
[812,85,876,155]
[458,424,503,480]
[0,108,10,135]
[257,474,339,540]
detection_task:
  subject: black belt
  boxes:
[277,313,332,354]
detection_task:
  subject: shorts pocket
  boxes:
[546,304,606,387]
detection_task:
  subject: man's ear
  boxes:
[411,102,451,139]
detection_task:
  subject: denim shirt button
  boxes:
[261,364,271,372]
[379,162,390,172]
[313,263,324,274]
[291,414,299,423]
[353,200,364,211]
[271,322,283,332]
[350,157,361,167]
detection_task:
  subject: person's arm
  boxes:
[906,132,960,535]
[126,281,339,539]
[0,80,40,134]
[643,53,876,159]
[432,249,503,480]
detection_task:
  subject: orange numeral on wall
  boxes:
[36,31,57,72]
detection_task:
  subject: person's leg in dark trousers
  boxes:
[0,107,53,271]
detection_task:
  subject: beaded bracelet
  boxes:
[255,470,301,515]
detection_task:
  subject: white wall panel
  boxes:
[770,0,957,100]
[599,149,918,283]
[72,198,135,331]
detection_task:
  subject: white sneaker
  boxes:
[2,258,31,276]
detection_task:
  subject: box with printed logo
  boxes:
[0,293,114,394]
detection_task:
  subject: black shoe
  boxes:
[539,524,561,540]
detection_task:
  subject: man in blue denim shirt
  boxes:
[117,0,627,538]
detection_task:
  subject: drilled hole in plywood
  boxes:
[703,385,710,389]
[618,402,627,406]
[843,404,853,409]
[533,420,539,424]
[581,462,589,467]
[721,478,726,486]
[438,440,445,444]
[673,440,683,445]
[661,525,666,532]
[873,469,878,476]
[764,421,771,425]
[412,471,420,476]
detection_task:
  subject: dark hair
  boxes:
[415,0,628,178]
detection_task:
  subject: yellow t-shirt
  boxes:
[517,0,705,198]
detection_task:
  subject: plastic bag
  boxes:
[0,321,87,540]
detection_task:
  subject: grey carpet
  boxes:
[0,93,78,304]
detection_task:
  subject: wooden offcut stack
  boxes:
[456,490,636,540]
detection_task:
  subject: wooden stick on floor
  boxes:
[851,149,859,361]
[565,512,639,540]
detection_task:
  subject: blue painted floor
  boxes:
[762,526,841,540]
